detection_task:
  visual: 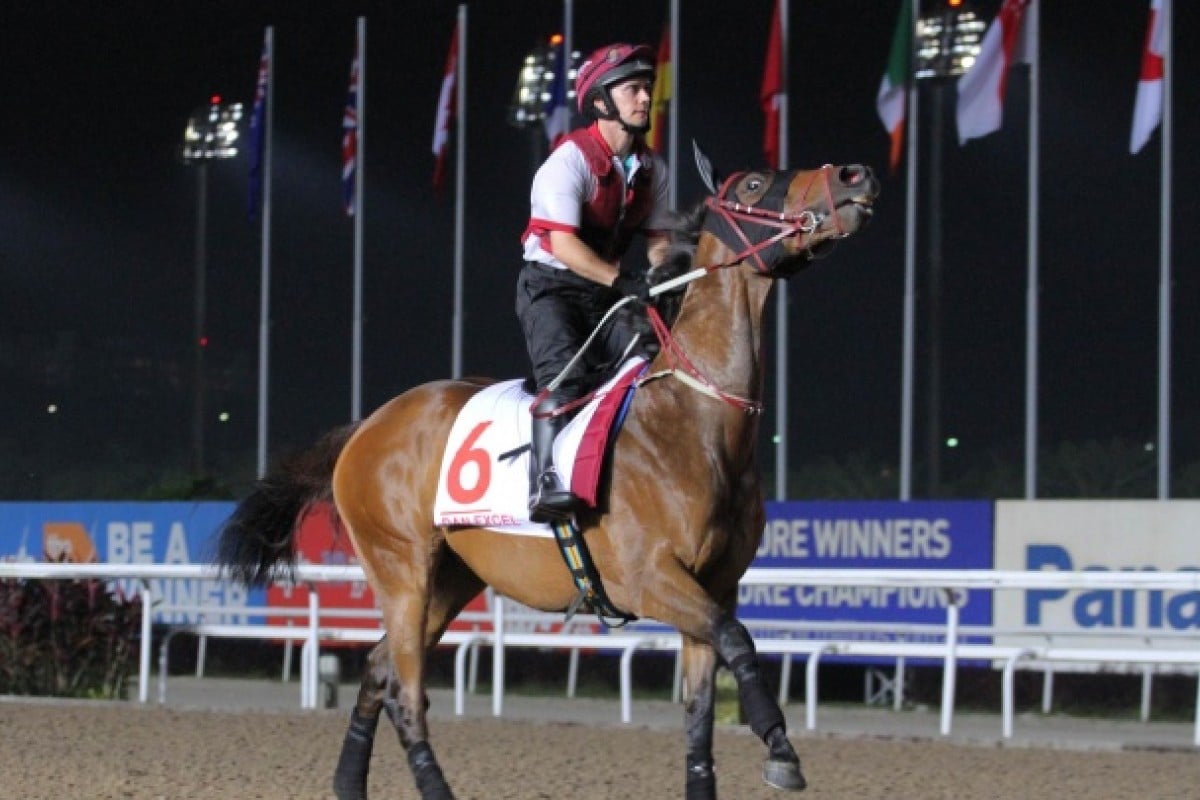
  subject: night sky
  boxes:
[2,0,1197,495]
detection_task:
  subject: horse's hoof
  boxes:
[763,758,807,791]
[331,779,367,800]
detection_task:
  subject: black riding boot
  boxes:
[528,399,582,523]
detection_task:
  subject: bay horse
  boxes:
[216,151,878,800]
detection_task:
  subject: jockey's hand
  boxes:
[612,273,651,304]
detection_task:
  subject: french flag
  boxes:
[543,37,570,146]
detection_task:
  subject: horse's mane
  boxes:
[646,200,707,326]
[551,202,706,393]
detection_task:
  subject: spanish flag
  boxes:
[647,25,671,154]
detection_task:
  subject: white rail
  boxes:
[2,562,1197,743]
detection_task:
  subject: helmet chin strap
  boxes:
[619,118,650,136]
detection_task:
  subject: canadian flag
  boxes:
[1130,0,1167,154]
[760,0,783,169]
[432,20,459,190]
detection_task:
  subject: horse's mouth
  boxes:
[834,196,876,227]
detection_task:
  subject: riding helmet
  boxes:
[575,43,656,120]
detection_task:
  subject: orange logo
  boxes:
[43,522,99,563]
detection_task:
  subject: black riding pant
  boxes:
[515,262,640,401]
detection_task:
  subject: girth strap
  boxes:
[550,519,636,627]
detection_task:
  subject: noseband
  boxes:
[702,166,847,275]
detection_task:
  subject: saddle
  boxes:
[432,358,646,535]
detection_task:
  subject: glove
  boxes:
[612,273,651,303]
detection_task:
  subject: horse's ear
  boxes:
[692,139,721,195]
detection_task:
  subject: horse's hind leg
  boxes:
[372,540,482,800]
[680,636,719,800]
[333,638,392,800]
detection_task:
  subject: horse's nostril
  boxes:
[840,166,864,185]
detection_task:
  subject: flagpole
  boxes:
[451,4,467,379]
[1157,0,1172,498]
[1023,0,1040,499]
[668,0,679,210]
[351,16,366,421]
[563,0,573,111]
[256,26,274,479]
[774,0,789,502]
[899,0,920,501]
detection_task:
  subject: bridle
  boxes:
[701,165,848,275]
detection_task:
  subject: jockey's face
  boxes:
[607,76,653,128]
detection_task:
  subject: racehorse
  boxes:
[216,150,879,800]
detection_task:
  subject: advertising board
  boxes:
[0,501,254,621]
[743,501,994,648]
[994,500,1200,651]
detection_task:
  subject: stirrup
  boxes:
[529,471,581,522]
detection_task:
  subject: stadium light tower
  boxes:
[179,96,242,482]
[913,1,983,496]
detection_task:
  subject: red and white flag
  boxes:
[1130,0,1167,154]
[761,0,783,169]
[432,20,459,189]
[956,0,1031,145]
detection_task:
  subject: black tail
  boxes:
[215,423,360,587]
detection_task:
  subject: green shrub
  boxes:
[0,575,142,699]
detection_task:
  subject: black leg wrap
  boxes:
[407,741,455,800]
[333,709,378,800]
[729,653,786,740]
[685,756,717,800]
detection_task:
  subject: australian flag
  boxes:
[342,44,359,216]
[247,32,269,220]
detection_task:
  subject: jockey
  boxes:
[517,42,673,523]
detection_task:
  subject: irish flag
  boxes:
[876,1,910,174]
[1129,0,1167,154]
[957,0,1031,145]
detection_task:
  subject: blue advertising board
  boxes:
[0,501,262,621]
[742,501,994,644]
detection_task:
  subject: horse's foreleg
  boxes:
[638,562,806,794]
[680,636,719,800]
[713,612,806,791]
[333,638,391,800]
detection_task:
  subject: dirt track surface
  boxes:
[3,699,1200,799]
